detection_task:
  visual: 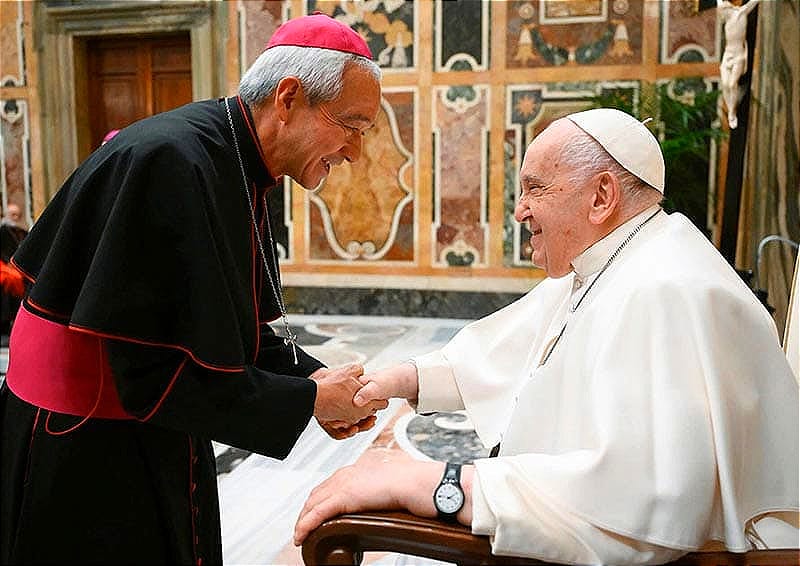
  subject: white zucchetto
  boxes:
[566,108,665,193]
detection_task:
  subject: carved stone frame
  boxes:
[35,1,227,200]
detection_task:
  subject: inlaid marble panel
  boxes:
[238,0,287,70]
[433,84,490,267]
[435,0,489,71]
[308,89,415,262]
[506,0,643,68]
[503,82,640,266]
[660,0,719,63]
[0,0,24,86]
[309,0,416,71]
[1,99,31,228]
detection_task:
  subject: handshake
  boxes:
[308,362,418,439]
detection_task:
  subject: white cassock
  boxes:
[413,206,799,565]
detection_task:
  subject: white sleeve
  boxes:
[471,458,687,565]
[412,350,465,413]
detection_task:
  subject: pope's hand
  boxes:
[293,449,436,546]
[353,361,419,407]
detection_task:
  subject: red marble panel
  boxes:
[662,0,719,63]
[434,86,490,267]
[241,0,286,69]
[506,0,643,68]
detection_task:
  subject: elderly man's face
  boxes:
[289,64,381,190]
[513,120,593,278]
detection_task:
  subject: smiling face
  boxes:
[513,120,597,278]
[279,63,381,190]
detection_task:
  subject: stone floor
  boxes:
[214,314,483,565]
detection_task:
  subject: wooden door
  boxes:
[86,33,192,150]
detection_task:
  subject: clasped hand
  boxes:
[311,362,417,440]
[309,364,388,439]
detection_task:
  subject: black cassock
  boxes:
[0,97,323,564]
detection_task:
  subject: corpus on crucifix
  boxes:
[717,0,759,129]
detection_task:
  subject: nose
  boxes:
[342,133,362,163]
[514,198,529,223]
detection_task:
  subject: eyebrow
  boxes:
[519,173,548,189]
[339,111,375,125]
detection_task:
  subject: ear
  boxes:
[587,171,620,225]
[273,76,304,122]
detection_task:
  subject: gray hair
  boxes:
[559,126,663,211]
[238,45,381,107]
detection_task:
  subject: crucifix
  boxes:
[697,0,760,265]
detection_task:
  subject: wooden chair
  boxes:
[302,510,799,566]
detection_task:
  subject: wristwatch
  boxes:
[433,462,464,521]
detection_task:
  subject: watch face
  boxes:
[434,483,464,514]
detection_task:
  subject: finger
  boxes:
[294,494,348,546]
[341,363,364,378]
[353,381,381,407]
[372,399,389,410]
[355,415,377,432]
[321,422,357,440]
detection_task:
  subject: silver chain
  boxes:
[224,98,298,364]
[570,208,661,314]
[539,207,661,366]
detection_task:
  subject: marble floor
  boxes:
[0,313,483,566]
[215,314,488,565]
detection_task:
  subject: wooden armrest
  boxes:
[301,510,545,565]
[302,511,800,566]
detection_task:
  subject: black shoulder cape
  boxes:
[14,97,280,370]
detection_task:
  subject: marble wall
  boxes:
[0,0,33,228]
[6,0,793,317]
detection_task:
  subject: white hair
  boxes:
[238,45,381,107]
[559,127,663,210]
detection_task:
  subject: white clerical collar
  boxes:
[571,204,662,279]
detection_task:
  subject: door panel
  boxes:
[86,33,192,150]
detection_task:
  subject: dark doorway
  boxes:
[83,32,192,151]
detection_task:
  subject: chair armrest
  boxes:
[301,511,800,566]
[301,510,546,565]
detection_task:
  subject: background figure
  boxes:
[0,203,28,339]
[1,13,385,565]
[718,0,759,129]
[295,108,799,565]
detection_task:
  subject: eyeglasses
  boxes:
[317,104,368,139]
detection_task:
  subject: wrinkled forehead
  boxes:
[327,64,381,125]
[520,119,577,176]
